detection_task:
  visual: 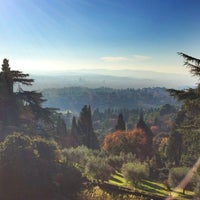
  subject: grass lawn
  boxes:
[108,172,194,200]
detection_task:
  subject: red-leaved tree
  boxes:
[102,128,148,160]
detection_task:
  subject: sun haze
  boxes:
[0,0,200,77]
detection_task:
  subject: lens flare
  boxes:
[166,157,200,200]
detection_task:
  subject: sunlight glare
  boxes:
[166,157,200,200]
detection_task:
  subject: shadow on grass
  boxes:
[171,189,193,199]
[109,176,123,184]
[115,171,124,178]
[138,180,168,196]
[139,180,193,199]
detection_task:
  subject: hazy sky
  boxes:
[0,0,200,74]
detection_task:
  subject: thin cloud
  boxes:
[101,56,128,62]
[133,54,152,61]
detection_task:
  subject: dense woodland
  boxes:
[42,86,177,112]
[0,54,200,200]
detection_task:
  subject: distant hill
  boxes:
[28,69,196,90]
[42,87,178,112]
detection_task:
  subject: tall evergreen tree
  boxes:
[136,111,153,158]
[0,59,34,124]
[69,116,80,147]
[78,105,99,149]
[115,113,126,131]
[167,53,200,166]
[0,59,63,137]
[168,52,200,100]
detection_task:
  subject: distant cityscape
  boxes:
[28,69,196,90]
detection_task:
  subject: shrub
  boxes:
[62,145,93,167]
[168,167,198,194]
[85,156,113,182]
[194,177,200,200]
[77,186,146,200]
[121,162,149,187]
[34,137,61,162]
[107,154,124,170]
[0,133,83,200]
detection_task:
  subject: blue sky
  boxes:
[0,0,200,75]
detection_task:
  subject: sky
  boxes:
[0,0,200,76]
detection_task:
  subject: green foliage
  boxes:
[63,146,113,183]
[107,153,136,171]
[85,156,113,182]
[180,129,200,167]
[194,177,200,200]
[33,137,61,162]
[0,59,66,137]
[168,167,189,187]
[77,105,99,149]
[43,87,176,112]
[168,167,198,194]
[62,145,93,167]
[115,113,126,131]
[167,53,200,167]
[78,186,146,200]
[121,162,149,187]
[0,133,83,200]
[166,131,182,166]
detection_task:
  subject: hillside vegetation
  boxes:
[0,54,200,200]
[42,87,177,112]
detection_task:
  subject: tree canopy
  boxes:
[0,59,66,138]
[167,53,200,166]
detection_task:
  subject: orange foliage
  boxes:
[102,128,148,159]
[159,137,168,147]
[150,125,159,134]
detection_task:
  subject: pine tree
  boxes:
[168,52,200,100]
[0,59,33,124]
[0,59,58,136]
[167,53,200,166]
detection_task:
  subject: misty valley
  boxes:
[0,55,200,200]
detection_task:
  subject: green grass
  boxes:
[108,171,128,187]
[108,172,194,200]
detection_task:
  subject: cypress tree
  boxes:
[78,105,99,149]
[136,111,153,158]
[115,113,126,131]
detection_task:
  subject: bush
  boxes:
[56,162,84,198]
[107,154,124,170]
[34,137,61,162]
[194,177,200,200]
[0,133,83,200]
[168,167,198,194]
[77,186,146,200]
[121,162,149,187]
[85,156,113,182]
[0,133,39,199]
[62,145,93,167]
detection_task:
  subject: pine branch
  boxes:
[13,78,34,85]
[17,90,46,105]
[12,70,34,85]
[178,52,200,66]
[11,70,30,77]
[184,62,200,77]
[167,88,199,100]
